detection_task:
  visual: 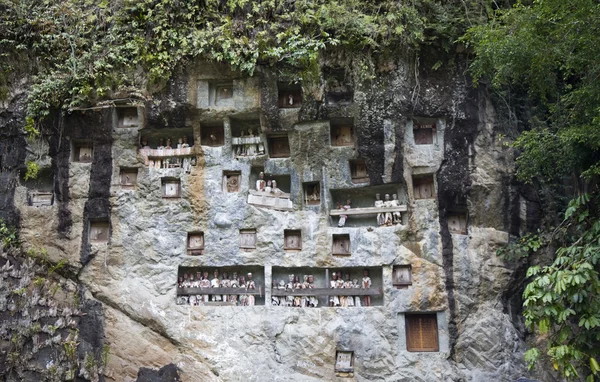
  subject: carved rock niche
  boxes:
[284,230,302,251]
[393,265,412,289]
[447,212,468,234]
[405,314,439,352]
[303,182,321,206]
[117,107,139,128]
[330,118,354,147]
[200,121,225,147]
[23,167,54,207]
[187,232,204,256]
[268,135,290,158]
[278,82,302,108]
[72,141,93,163]
[210,81,234,107]
[349,159,369,184]
[222,171,241,193]
[89,221,110,244]
[335,351,354,376]
[325,67,353,106]
[413,119,437,145]
[413,175,435,200]
[332,234,351,256]
[162,178,181,198]
[119,168,138,190]
[240,229,256,250]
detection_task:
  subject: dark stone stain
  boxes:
[76,292,106,382]
[47,114,73,235]
[136,363,182,382]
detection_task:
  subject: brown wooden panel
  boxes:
[406,314,439,352]
[414,127,434,145]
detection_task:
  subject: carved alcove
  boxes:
[200,121,225,147]
[325,68,353,106]
[187,232,205,256]
[278,82,302,108]
[405,314,439,352]
[303,182,321,206]
[330,118,354,147]
[267,134,291,158]
[239,229,256,250]
[332,234,351,256]
[89,220,110,244]
[22,167,54,207]
[176,265,265,306]
[447,211,468,234]
[222,171,241,193]
[247,167,293,210]
[413,175,435,200]
[119,167,138,190]
[393,265,412,289]
[116,107,140,128]
[329,184,408,227]
[335,351,354,376]
[349,159,369,184]
[206,81,234,108]
[284,230,302,251]
[230,116,265,157]
[72,140,93,163]
[412,118,437,145]
[138,128,195,169]
[161,177,181,198]
[271,266,383,307]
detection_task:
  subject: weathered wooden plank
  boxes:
[271,288,382,297]
[329,206,407,216]
[178,287,263,296]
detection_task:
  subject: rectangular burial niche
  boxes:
[412,118,437,145]
[139,127,195,149]
[222,171,241,193]
[303,181,321,206]
[278,82,302,108]
[116,107,139,128]
[72,140,93,163]
[267,134,291,158]
[349,159,369,184]
[413,174,435,200]
[335,351,354,375]
[89,220,110,244]
[330,118,354,147]
[209,81,234,108]
[21,167,54,207]
[249,167,291,194]
[230,116,265,157]
[447,211,468,234]
[332,234,351,256]
[176,265,265,306]
[393,265,412,289]
[119,167,138,190]
[283,230,302,251]
[187,232,204,256]
[161,177,181,198]
[329,184,407,227]
[239,229,256,250]
[271,266,383,307]
[405,313,439,352]
[200,121,225,147]
[325,67,353,106]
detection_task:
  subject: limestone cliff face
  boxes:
[0,57,541,381]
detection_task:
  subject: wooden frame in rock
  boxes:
[187,232,205,256]
[119,168,138,190]
[284,230,302,251]
[332,234,351,256]
[223,171,241,193]
[89,220,110,244]
[162,178,181,198]
[413,175,435,200]
[393,265,412,288]
[335,350,354,374]
[349,159,369,184]
[405,314,439,352]
[240,229,257,250]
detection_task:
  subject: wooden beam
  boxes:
[329,206,407,216]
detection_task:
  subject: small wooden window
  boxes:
[240,229,256,249]
[393,265,412,288]
[303,182,320,206]
[73,142,93,163]
[120,168,138,190]
[117,107,139,128]
[335,351,354,373]
[222,171,241,193]
[330,119,354,147]
[413,175,434,199]
[162,178,181,198]
[29,192,53,207]
[448,213,468,234]
[215,84,233,102]
[332,234,351,256]
[284,230,302,251]
[350,160,368,184]
[278,83,302,108]
[405,314,439,352]
[268,135,290,158]
[187,232,204,255]
[201,122,225,146]
[413,123,436,145]
[89,221,110,243]
[210,81,234,107]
